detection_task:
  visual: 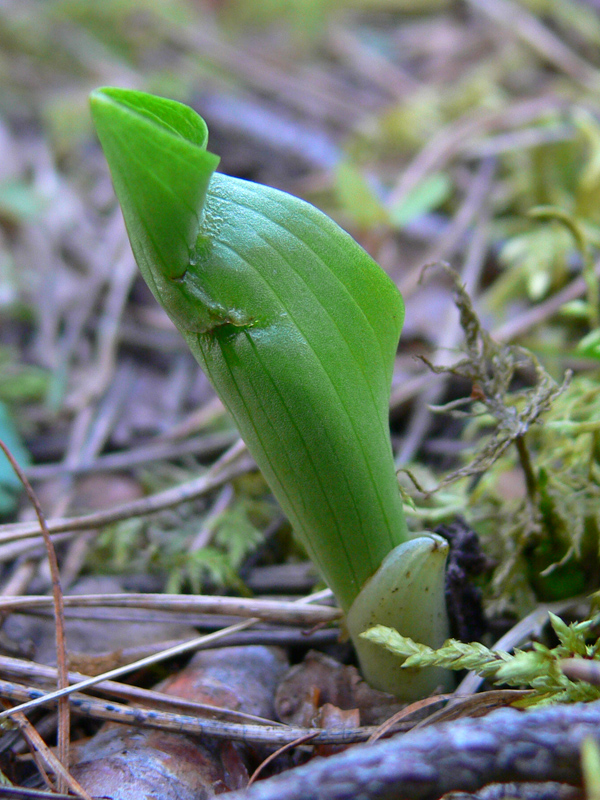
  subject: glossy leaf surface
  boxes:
[90,87,408,612]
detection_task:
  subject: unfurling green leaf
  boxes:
[90,87,450,697]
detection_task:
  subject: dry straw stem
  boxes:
[0,592,341,626]
[0,589,333,722]
[0,654,281,727]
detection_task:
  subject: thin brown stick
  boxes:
[8,709,92,800]
[0,533,74,567]
[0,619,256,721]
[0,441,70,792]
[248,732,319,786]
[0,700,54,793]
[367,694,452,744]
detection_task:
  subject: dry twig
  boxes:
[0,589,334,722]
[0,592,340,625]
[0,442,70,793]
[0,678,387,746]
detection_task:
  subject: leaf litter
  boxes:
[0,0,600,797]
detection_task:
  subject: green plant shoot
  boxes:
[90,87,450,698]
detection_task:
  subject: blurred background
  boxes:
[0,0,600,613]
